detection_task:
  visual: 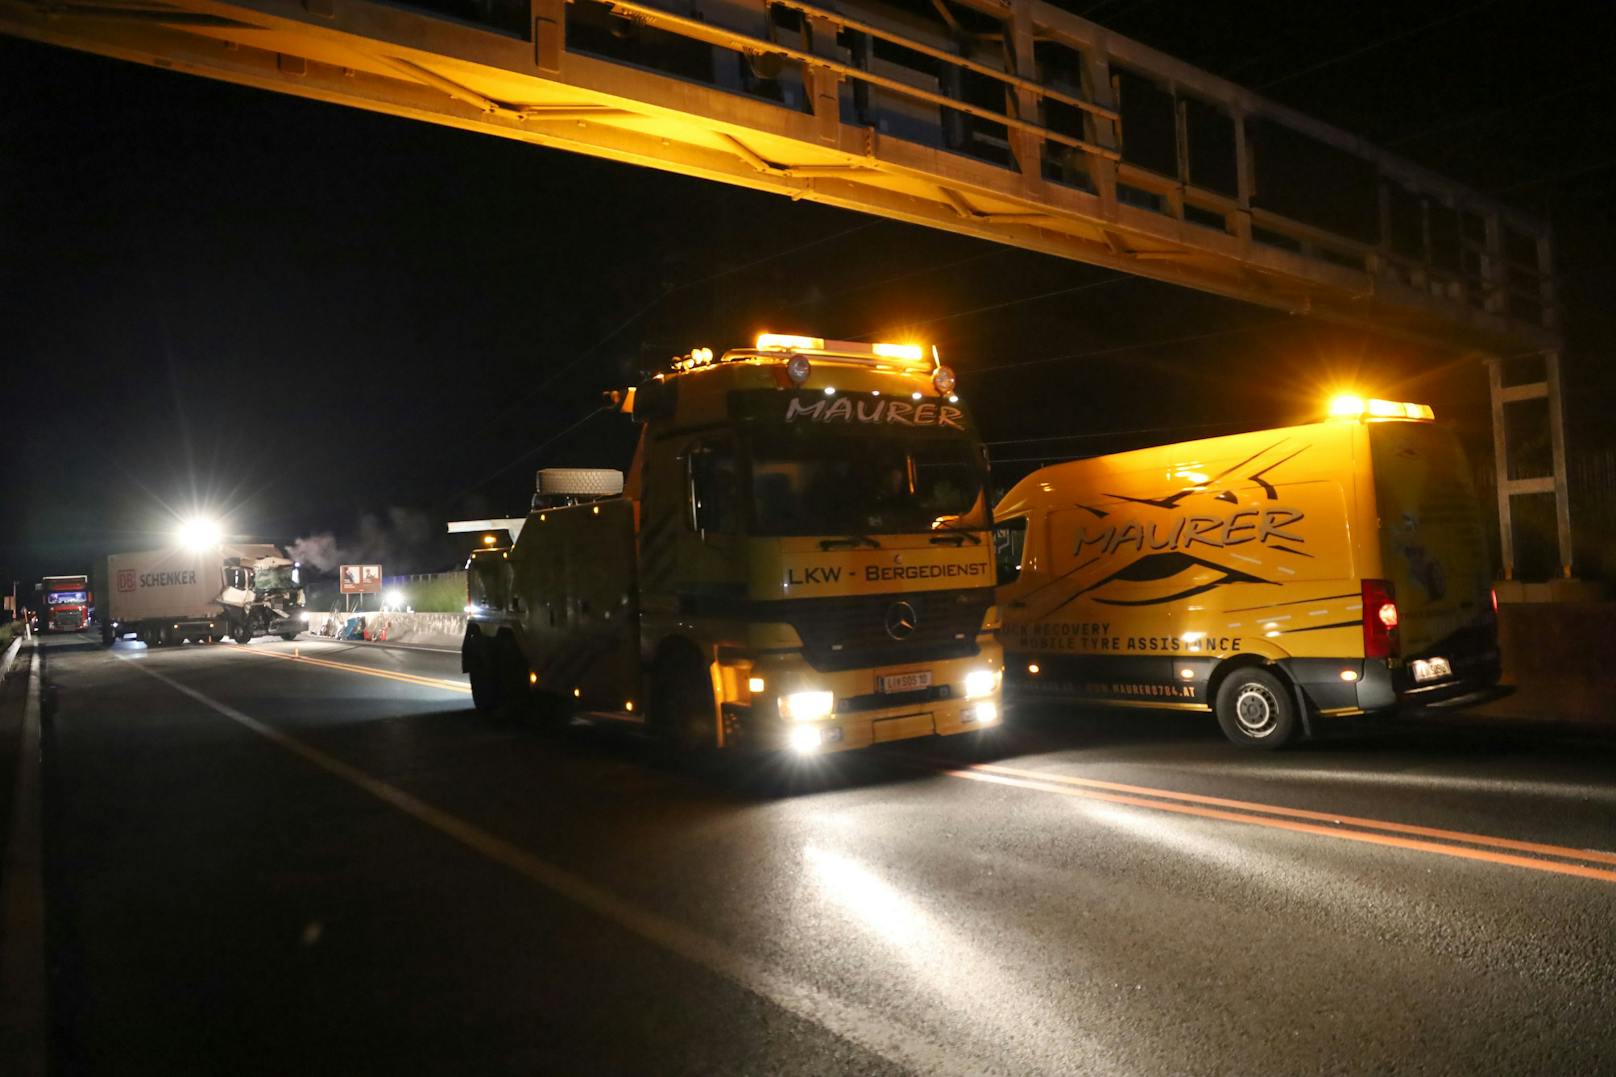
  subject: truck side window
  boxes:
[688,443,739,534]
[994,517,1027,584]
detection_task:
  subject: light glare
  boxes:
[779,690,834,722]
[176,516,222,551]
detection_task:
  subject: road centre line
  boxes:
[238,646,471,694]
[112,655,981,1077]
[941,766,1616,885]
[953,759,1616,868]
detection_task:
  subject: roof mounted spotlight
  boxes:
[785,354,812,385]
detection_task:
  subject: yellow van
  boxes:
[993,397,1501,748]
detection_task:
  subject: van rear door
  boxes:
[1368,422,1498,692]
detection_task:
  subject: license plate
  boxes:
[878,670,932,694]
[1411,656,1452,683]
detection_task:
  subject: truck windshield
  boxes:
[255,565,296,591]
[748,430,984,536]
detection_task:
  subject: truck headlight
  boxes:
[964,669,998,699]
[788,726,823,753]
[299,611,311,622]
[778,690,834,722]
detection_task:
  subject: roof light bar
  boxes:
[757,333,824,351]
[872,342,925,361]
[1328,394,1434,421]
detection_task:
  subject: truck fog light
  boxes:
[964,669,998,699]
[300,611,311,622]
[779,690,834,722]
[974,701,998,724]
[747,676,766,693]
[788,726,823,753]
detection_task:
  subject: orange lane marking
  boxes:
[239,646,471,694]
[954,759,1616,868]
[944,768,1616,885]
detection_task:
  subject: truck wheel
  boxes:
[157,625,172,647]
[279,632,298,642]
[653,651,717,753]
[1214,667,1300,749]
[493,640,532,722]
[465,636,500,714]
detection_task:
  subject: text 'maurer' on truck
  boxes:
[101,544,307,646]
[454,334,1004,756]
[993,395,1500,748]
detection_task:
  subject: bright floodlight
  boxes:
[385,590,405,609]
[177,516,222,551]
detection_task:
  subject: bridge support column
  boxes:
[1487,351,1573,582]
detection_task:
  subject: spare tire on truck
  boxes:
[535,468,625,499]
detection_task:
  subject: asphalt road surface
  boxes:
[29,633,1616,1075]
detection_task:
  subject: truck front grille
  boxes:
[760,588,993,673]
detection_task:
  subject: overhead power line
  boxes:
[1256,0,1504,92]
[969,317,1296,377]
[846,272,1129,340]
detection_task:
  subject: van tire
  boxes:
[1214,667,1299,749]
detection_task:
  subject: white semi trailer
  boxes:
[101,544,307,646]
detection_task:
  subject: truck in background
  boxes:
[453,333,1003,757]
[42,574,92,632]
[993,395,1500,748]
[101,545,307,646]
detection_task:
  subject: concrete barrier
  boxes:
[303,612,465,650]
[1487,601,1616,725]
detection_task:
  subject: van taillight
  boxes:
[1362,579,1400,659]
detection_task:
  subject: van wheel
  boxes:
[653,651,716,753]
[1214,667,1299,749]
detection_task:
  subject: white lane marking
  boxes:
[114,654,982,1076]
[1,644,46,1077]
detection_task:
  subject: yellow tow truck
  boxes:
[453,334,1003,755]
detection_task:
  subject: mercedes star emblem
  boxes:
[884,600,918,641]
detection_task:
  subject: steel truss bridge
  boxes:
[0,0,1572,573]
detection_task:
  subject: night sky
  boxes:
[4,0,1614,583]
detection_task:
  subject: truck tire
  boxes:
[101,624,115,647]
[652,650,717,753]
[493,639,532,722]
[279,632,298,642]
[465,635,500,714]
[1214,667,1300,749]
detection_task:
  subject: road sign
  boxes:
[339,564,382,594]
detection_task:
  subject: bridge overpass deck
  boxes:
[1,0,1558,355]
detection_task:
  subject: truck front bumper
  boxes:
[721,639,1004,755]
